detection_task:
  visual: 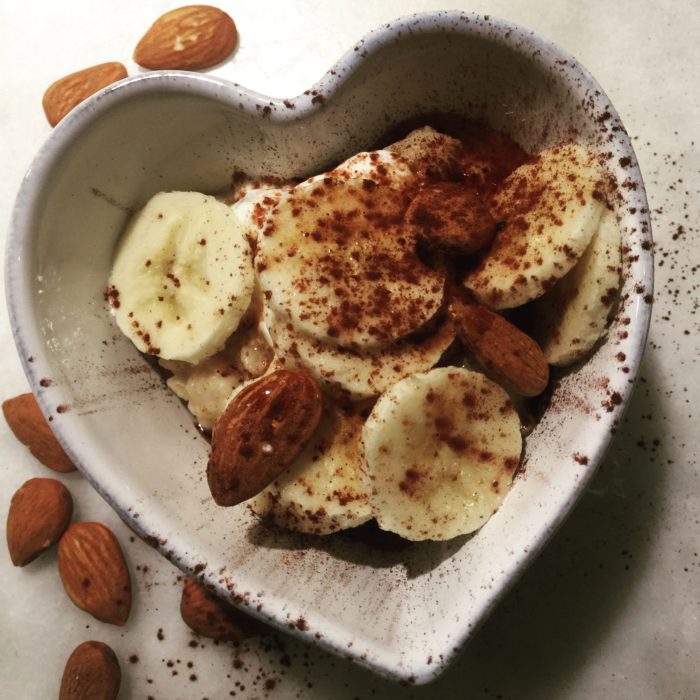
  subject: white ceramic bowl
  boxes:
[6,11,652,684]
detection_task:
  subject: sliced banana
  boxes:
[303,149,414,188]
[249,400,372,535]
[109,191,255,363]
[256,175,446,350]
[362,367,522,541]
[529,208,622,366]
[264,305,456,400]
[229,183,290,249]
[465,143,606,310]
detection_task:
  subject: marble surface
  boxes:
[1,1,698,698]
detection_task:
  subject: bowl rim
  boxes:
[5,9,653,684]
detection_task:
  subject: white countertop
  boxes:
[1,1,698,698]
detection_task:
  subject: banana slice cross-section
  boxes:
[264,305,456,400]
[362,367,522,541]
[465,143,606,310]
[109,191,255,363]
[249,401,372,535]
[529,208,622,366]
[303,150,414,188]
[256,169,446,351]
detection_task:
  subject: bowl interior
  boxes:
[7,12,652,683]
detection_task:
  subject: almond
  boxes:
[180,577,265,641]
[6,478,73,566]
[42,62,127,127]
[207,369,322,506]
[2,393,76,473]
[58,522,131,626]
[406,182,498,254]
[448,287,549,396]
[134,5,238,70]
[59,640,121,700]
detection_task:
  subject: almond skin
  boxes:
[2,393,76,472]
[448,287,549,397]
[134,5,238,70]
[59,640,121,700]
[207,369,322,506]
[58,522,131,626]
[180,577,265,640]
[6,478,73,566]
[42,62,127,127]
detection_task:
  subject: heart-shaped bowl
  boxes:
[6,10,652,684]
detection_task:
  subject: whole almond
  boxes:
[207,369,322,506]
[134,5,238,70]
[180,577,265,641]
[58,522,131,626]
[2,393,76,473]
[6,478,73,566]
[59,640,121,700]
[42,62,127,127]
[449,288,549,397]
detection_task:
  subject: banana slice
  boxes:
[465,143,606,310]
[264,305,456,400]
[303,150,414,188]
[529,208,622,366]
[249,400,372,535]
[362,367,522,541]
[109,191,255,363]
[228,180,292,252]
[256,175,446,350]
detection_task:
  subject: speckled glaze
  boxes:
[5,11,652,683]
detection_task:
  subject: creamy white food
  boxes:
[362,367,522,541]
[249,400,372,535]
[160,320,273,430]
[108,191,254,363]
[264,305,456,400]
[255,163,446,351]
[107,127,622,541]
[529,208,622,365]
[465,143,607,309]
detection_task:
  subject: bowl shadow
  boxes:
[246,518,473,579]
[406,349,669,696]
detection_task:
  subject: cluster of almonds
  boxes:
[3,393,264,699]
[42,5,238,126]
